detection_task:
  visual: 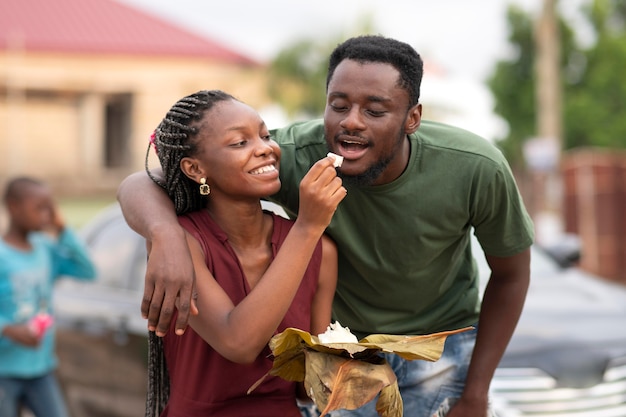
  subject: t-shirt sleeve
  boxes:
[269,120,328,218]
[471,157,535,257]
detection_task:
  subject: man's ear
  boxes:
[404,103,422,135]
[180,157,206,184]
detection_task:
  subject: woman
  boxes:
[142,90,345,416]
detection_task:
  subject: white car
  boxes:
[472,239,626,416]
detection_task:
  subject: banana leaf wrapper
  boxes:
[249,326,473,416]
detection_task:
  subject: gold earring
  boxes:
[199,178,210,195]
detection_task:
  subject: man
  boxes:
[118,35,533,417]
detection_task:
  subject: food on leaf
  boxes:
[249,323,473,416]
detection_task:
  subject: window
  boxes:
[104,94,132,168]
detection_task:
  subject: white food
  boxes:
[318,321,359,344]
[327,152,344,168]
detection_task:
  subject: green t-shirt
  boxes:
[271,119,534,339]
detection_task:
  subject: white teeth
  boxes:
[343,140,366,146]
[250,165,276,175]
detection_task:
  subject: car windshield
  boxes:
[81,211,146,292]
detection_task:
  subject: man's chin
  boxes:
[338,157,390,187]
[338,170,382,187]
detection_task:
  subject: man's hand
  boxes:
[142,226,198,336]
[445,396,489,417]
[117,170,199,336]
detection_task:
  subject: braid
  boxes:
[143,90,235,416]
[145,90,236,215]
[144,331,169,417]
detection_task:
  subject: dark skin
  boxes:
[1,183,65,347]
[118,60,531,416]
[324,60,419,185]
[171,99,343,363]
[324,60,531,416]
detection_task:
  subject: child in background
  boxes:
[0,177,96,417]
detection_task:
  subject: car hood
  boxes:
[53,279,148,336]
[499,268,626,386]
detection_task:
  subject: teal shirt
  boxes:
[272,119,534,339]
[0,229,96,377]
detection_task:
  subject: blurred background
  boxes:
[2,0,626,416]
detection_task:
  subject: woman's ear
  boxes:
[180,157,206,184]
[404,103,422,135]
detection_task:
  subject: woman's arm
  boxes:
[310,235,338,335]
[117,170,196,336]
[187,158,345,363]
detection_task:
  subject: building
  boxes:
[0,0,267,195]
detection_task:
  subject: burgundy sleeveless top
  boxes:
[161,210,322,417]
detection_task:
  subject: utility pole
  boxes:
[531,0,563,244]
[535,0,562,147]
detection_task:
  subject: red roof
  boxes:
[0,0,256,65]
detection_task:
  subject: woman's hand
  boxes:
[296,155,346,231]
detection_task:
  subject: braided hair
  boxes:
[143,90,235,417]
[145,89,236,216]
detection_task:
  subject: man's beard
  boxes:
[338,155,392,187]
[328,130,405,187]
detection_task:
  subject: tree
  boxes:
[266,16,376,119]
[488,4,577,169]
[488,0,626,169]
[488,6,539,168]
[267,39,332,119]
[565,0,626,148]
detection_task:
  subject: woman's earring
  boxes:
[199,178,210,196]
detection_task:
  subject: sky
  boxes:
[116,0,591,140]
[117,0,590,81]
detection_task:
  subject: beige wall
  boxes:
[0,51,269,195]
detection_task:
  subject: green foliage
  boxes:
[488,0,626,169]
[488,6,538,167]
[267,39,331,118]
[266,15,377,119]
[565,0,626,148]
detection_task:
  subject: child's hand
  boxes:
[43,201,66,236]
[2,323,42,347]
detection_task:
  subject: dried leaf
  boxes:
[358,328,473,361]
[270,327,370,357]
[249,326,473,415]
[303,350,400,417]
[377,381,403,417]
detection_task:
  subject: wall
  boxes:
[561,148,626,285]
[0,51,268,195]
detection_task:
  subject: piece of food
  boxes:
[318,321,358,344]
[327,152,344,168]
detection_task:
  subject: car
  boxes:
[51,203,626,417]
[53,204,148,417]
[472,239,626,416]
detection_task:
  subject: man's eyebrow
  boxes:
[367,95,391,103]
[328,92,391,103]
